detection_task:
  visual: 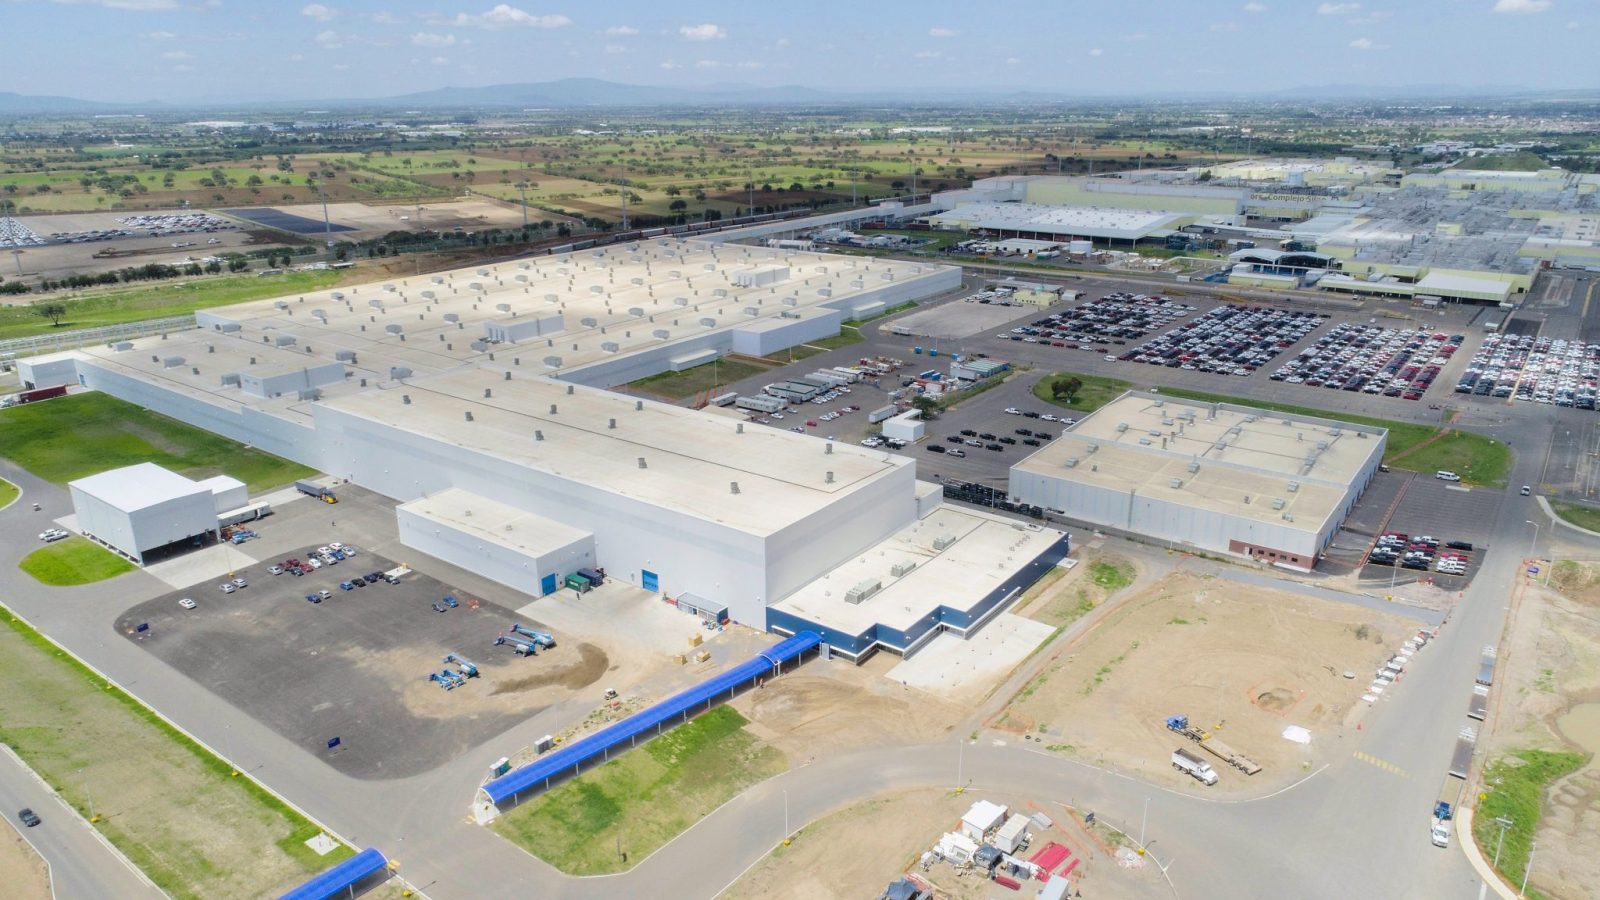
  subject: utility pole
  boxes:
[1520,840,1536,897]
[1492,816,1513,868]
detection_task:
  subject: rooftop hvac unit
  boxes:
[274,300,291,310]
[329,292,344,301]
[543,355,563,368]
[652,329,670,340]
[477,268,491,277]
[312,310,328,322]
[1064,458,1079,468]
[1282,513,1295,522]
[699,317,717,328]
[1245,415,1258,423]
[431,275,444,284]
[1229,425,1242,435]
[1357,431,1368,439]
[580,316,598,327]
[421,290,436,300]
[1169,478,1184,489]
[113,341,133,351]
[674,297,690,306]
[1188,461,1200,473]
[515,274,529,283]
[383,283,397,292]
[628,307,645,317]
[1317,441,1329,450]
[1281,419,1293,425]
[546,293,560,302]
[1271,498,1286,510]
[1139,438,1152,446]
[1161,418,1174,427]
[890,561,918,578]
[389,366,412,380]
[589,285,605,294]
[601,341,620,353]
[334,350,356,362]
[220,373,241,386]
[443,313,460,323]
[162,355,185,368]
[844,579,882,605]
[470,340,489,352]
[498,304,514,314]
[1086,443,1098,453]
[385,324,404,335]
[933,534,956,551]
[1329,428,1343,437]
[1116,423,1129,433]
[1287,481,1300,492]
[1153,399,1165,407]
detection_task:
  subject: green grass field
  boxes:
[1473,749,1588,900]
[1153,388,1512,486]
[1089,559,1135,592]
[0,477,17,510]
[0,392,313,491]
[0,270,345,340]
[627,357,773,400]
[1032,372,1133,414]
[1551,501,1600,534]
[0,604,352,898]
[492,706,785,875]
[19,537,136,585]
[805,327,866,351]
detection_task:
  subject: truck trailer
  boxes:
[0,384,68,408]
[1476,646,1497,686]
[1167,715,1262,775]
[1448,726,1478,780]
[1468,684,1489,721]
[294,480,338,503]
[1172,748,1218,785]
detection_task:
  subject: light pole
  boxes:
[1526,519,1540,559]
[1520,840,1536,897]
[1492,816,1513,869]
[1140,796,1149,847]
[782,789,790,846]
[955,740,965,794]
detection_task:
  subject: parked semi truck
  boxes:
[1,385,68,408]
[1448,726,1478,780]
[1432,777,1462,848]
[295,480,338,503]
[1167,715,1262,775]
[1172,748,1218,785]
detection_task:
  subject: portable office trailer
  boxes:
[736,394,785,413]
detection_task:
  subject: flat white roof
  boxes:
[1414,272,1513,300]
[772,505,1063,633]
[320,368,910,537]
[399,488,592,555]
[195,474,246,494]
[69,462,207,512]
[928,202,1185,240]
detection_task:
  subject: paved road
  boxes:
[0,747,166,900]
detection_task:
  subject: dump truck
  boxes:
[1171,748,1218,785]
[295,480,338,503]
[1448,726,1477,780]
[1167,715,1262,776]
[1468,684,1489,722]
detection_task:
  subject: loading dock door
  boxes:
[641,569,659,592]
[540,573,558,596]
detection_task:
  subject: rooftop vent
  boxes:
[402,395,411,405]
[1064,458,1079,468]
[730,481,740,495]
[1271,498,1286,510]
[1169,478,1184,489]
[637,457,647,469]
[1288,481,1300,492]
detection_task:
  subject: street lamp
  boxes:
[1526,520,1540,559]
[1520,840,1537,897]
[1492,816,1513,869]
[782,789,790,846]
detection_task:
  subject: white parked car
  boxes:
[38,528,69,542]
[178,598,197,610]
[219,583,236,593]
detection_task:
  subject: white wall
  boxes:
[396,504,596,596]
[17,354,79,389]
[731,311,843,357]
[763,461,917,606]
[70,486,216,560]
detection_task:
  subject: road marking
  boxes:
[1584,279,1598,324]
[1352,751,1409,778]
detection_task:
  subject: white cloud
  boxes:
[368,11,405,24]
[1317,2,1360,13]
[604,25,639,35]
[679,23,727,41]
[1004,56,1021,65]
[1088,47,1103,56]
[775,36,790,47]
[1348,36,1386,49]
[452,5,572,29]
[48,0,179,10]
[1211,22,1240,31]
[659,60,681,69]
[1242,1,1268,10]
[172,63,192,72]
[604,44,628,54]
[1349,11,1392,24]
[410,31,456,46]
[1492,0,1550,12]
[288,53,304,61]
[141,30,176,39]
[301,3,336,21]
[1567,20,1580,29]
[333,63,351,71]
[928,26,957,37]
[912,49,942,59]
[160,49,191,60]
[1123,32,1150,41]
[313,29,344,49]
[431,55,449,65]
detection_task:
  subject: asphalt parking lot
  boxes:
[1344,475,1502,586]
[115,543,596,780]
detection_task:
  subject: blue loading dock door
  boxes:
[641,569,659,592]
[540,573,557,595]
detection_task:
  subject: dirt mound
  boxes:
[1255,688,1298,712]
[491,642,608,694]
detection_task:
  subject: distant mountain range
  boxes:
[1,78,1594,115]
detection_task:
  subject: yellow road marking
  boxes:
[1352,751,1410,778]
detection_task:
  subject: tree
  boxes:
[1050,376,1083,402]
[35,302,67,327]
[911,395,938,418]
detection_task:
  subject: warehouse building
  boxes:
[17,239,1063,649]
[68,463,228,563]
[1010,392,1384,572]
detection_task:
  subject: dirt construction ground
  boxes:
[725,787,1166,900]
[996,571,1413,792]
[1488,559,1600,900]
[0,822,49,900]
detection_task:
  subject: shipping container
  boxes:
[576,567,605,587]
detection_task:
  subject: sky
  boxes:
[2,0,1597,103]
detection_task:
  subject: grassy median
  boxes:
[1473,749,1588,899]
[492,706,786,875]
[1552,501,1600,534]
[628,357,773,401]
[19,537,136,586]
[1153,387,1512,487]
[0,477,18,510]
[0,604,351,899]
[0,391,312,492]
[1032,372,1133,415]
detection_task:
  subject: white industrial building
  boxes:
[1010,392,1384,572]
[18,239,1066,653]
[68,463,228,563]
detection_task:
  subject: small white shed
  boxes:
[960,800,1008,841]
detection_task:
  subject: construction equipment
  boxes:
[428,670,465,690]
[1166,715,1262,776]
[444,653,479,678]
[495,633,539,656]
[510,623,556,648]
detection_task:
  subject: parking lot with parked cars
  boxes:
[1456,332,1600,408]
[1119,304,1328,377]
[1007,291,1197,347]
[1272,323,1461,401]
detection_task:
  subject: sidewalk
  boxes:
[1456,805,1517,900]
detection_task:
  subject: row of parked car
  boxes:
[1117,305,1327,376]
[1456,333,1600,408]
[1271,324,1461,400]
[268,543,358,577]
[1369,532,1475,575]
[1023,292,1198,343]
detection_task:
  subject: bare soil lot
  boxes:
[997,571,1411,791]
[0,821,50,900]
[115,546,604,779]
[725,787,1166,900]
[249,199,555,242]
